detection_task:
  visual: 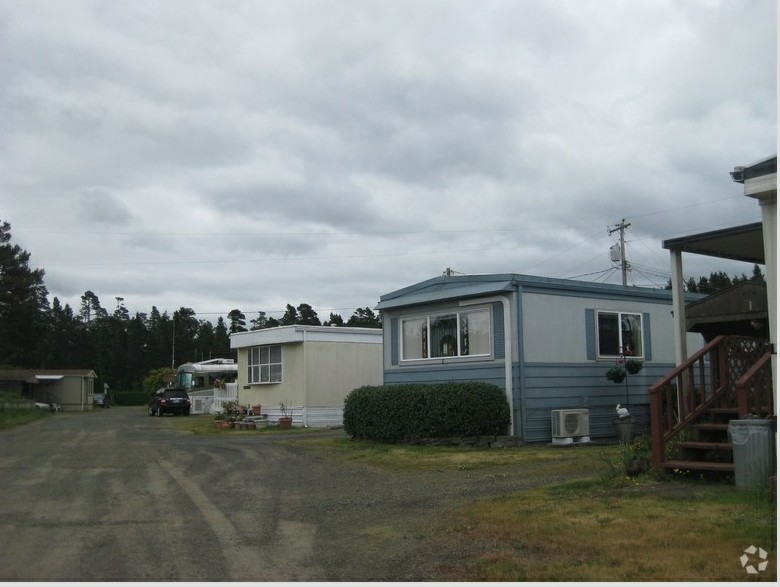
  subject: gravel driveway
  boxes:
[0,406,586,581]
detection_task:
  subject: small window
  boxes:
[248,345,282,383]
[597,311,643,358]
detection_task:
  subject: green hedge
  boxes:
[343,382,511,443]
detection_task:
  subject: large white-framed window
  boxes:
[596,311,643,358]
[400,307,491,361]
[248,345,282,383]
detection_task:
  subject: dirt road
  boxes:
[0,407,578,581]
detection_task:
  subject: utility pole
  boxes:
[171,318,176,369]
[608,219,631,286]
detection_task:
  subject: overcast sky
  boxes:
[1,0,776,323]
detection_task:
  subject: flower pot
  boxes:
[613,416,635,443]
[606,367,626,383]
[219,420,232,429]
[278,416,293,428]
[625,359,643,375]
[233,422,242,430]
[214,420,224,428]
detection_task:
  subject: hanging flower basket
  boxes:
[606,366,627,383]
[625,359,644,375]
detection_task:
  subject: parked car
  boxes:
[148,388,191,416]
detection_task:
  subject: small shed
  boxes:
[230,325,383,427]
[0,369,97,411]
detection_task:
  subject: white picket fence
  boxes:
[206,382,239,415]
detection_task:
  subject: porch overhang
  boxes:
[662,222,764,264]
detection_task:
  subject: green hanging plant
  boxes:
[625,359,644,375]
[606,366,627,383]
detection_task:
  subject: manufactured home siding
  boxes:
[232,326,383,426]
[305,341,383,406]
[520,362,673,442]
[521,292,679,364]
[384,361,506,387]
[237,344,306,408]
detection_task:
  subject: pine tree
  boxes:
[347,307,382,328]
[227,309,247,333]
[0,221,49,366]
[296,303,321,326]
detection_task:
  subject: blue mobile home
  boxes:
[376,273,703,443]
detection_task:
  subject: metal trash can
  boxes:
[728,419,775,491]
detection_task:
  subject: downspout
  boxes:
[459,294,515,435]
[302,328,309,427]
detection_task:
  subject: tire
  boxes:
[156,407,163,417]
[148,405,155,417]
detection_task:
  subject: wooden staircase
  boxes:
[649,335,774,476]
[662,407,737,474]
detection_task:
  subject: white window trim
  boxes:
[400,305,492,363]
[595,310,644,360]
[247,345,283,384]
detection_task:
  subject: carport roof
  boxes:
[662,222,764,264]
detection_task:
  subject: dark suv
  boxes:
[148,388,191,416]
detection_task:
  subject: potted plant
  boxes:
[625,358,643,375]
[605,366,626,383]
[216,399,240,429]
[278,401,293,428]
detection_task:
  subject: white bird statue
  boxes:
[616,404,630,419]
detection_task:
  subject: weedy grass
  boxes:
[0,397,53,430]
[307,435,776,582]
[306,436,610,473]
[434,476,776,582]
[171,422,776,581]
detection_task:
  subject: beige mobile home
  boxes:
[230,325,383,427]
[0,369,97,411]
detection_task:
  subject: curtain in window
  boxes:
[431,315,457,357]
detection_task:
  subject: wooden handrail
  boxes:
[736,351,774,418]
[649,335,773,470]
[649,336,730,469]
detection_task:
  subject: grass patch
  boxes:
[298,435,775,581]
[0,406,53,430]
[304,437,618,474]
[435,476,776,581]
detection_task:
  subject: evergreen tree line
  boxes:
[0,221,380,392]
[665,264,765,293]
[0,220,765,391]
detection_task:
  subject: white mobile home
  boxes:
[230,325,383,427]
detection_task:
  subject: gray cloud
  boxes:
[0,0,774,321]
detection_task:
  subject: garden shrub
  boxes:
[343,382,511,442]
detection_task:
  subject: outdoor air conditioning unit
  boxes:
[551,409,590,445]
